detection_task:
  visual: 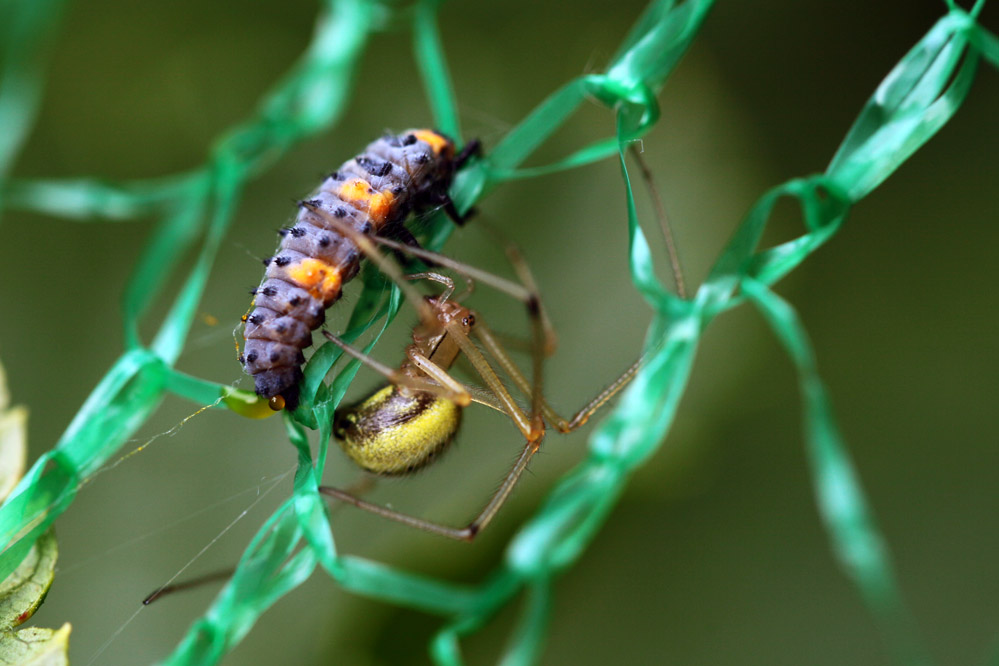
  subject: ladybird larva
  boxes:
[242,129,468,410]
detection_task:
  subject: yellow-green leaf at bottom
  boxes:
[0,530,57,629]
[0,358,9,413]
[0,623,70,666]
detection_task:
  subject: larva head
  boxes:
[405,129,456,161]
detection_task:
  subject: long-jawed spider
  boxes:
[308,207,643,541]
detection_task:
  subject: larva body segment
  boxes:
[242,129,458,410]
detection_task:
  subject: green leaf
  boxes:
[0,622,70,666]
[0,528,56,629]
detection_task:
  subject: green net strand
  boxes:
[1,0,997,663]
[827,11,979,202]
[1,173,208,221]
[0,0,66,183]
[123,183,211,350]
[0,347,168,606]
[497,579,551,666]
[740,278,928,666]
[477,0,712,185]
[968,16,999,62]
[413,0,463,142]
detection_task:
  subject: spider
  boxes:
[311,209,642,541]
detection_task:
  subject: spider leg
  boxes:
[321,330,471,407]
[320,435,541,542]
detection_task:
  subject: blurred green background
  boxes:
[2,0,998,663]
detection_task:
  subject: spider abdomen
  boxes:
[333,386,462,475]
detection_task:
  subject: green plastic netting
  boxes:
[1,0,998,663]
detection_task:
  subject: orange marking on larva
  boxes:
[412,129,448,154]
[368,189,395,224]
[286,258,343,302]
[337,178,396,224]
[338,178,373,205]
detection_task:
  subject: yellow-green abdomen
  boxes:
[333,386,463,475]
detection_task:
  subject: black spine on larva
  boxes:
[242,130,458,409]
